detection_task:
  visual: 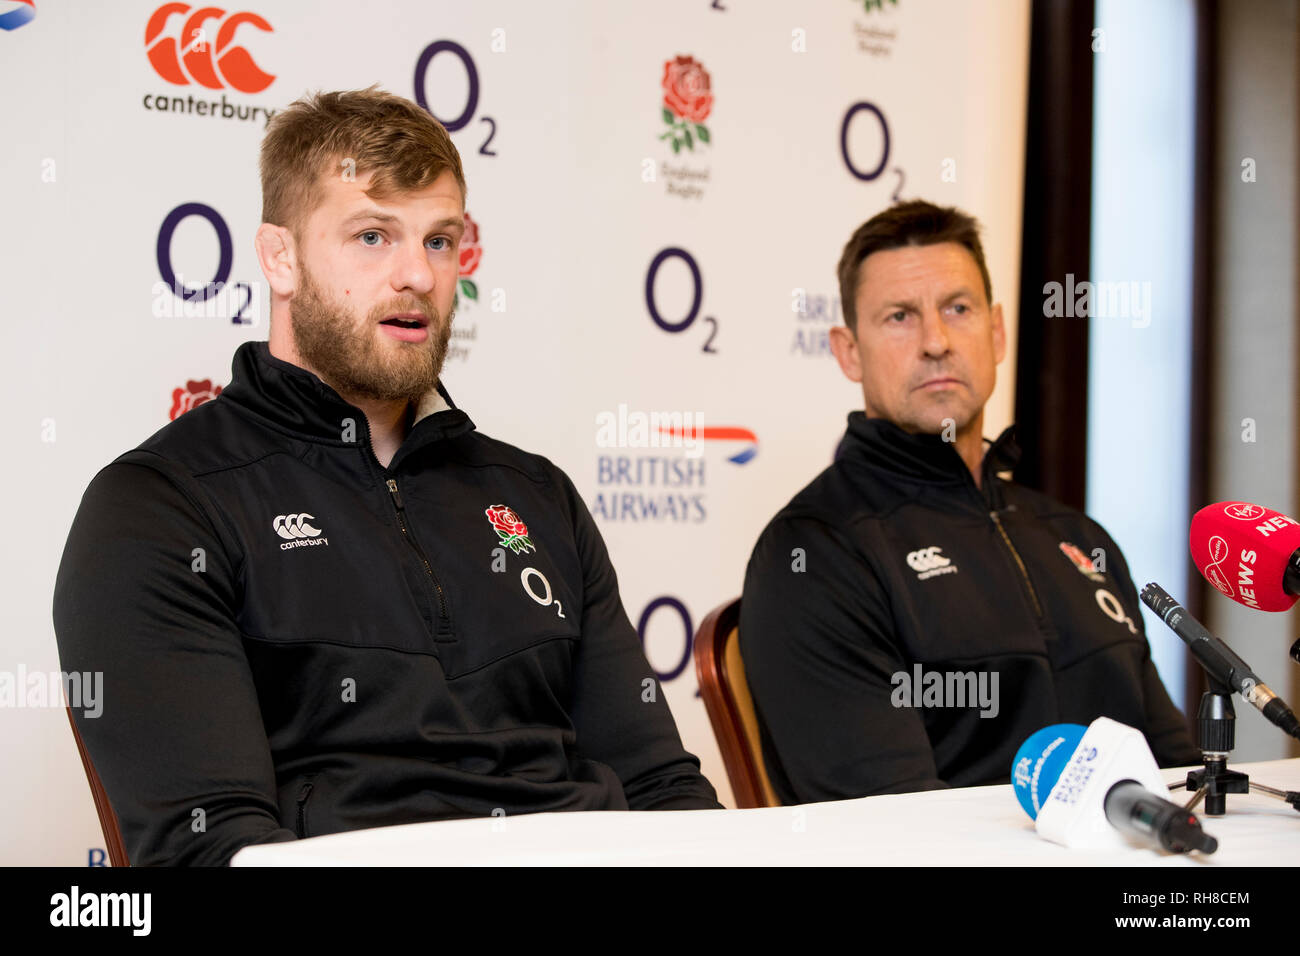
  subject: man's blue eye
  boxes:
[360,231,381,246]
[427,237,448,251]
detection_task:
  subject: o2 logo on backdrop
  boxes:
[0,1,36,31]
[152,202,263,325]
[414,39,498,157]
[646,247,718,354]
[145,4,274,92]
[840,101,905,201]
[637,596,699,695]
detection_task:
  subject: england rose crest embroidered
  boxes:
[485,504,536,555]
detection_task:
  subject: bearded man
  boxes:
[53,86,719,867]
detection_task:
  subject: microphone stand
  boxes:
[1171,675,1300,816]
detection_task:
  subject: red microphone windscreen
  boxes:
[1190,502,1300,612]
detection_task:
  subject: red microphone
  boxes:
[1189,502,1300,612]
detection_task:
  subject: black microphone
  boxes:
[1140,582,1300,740]
[1104,780,1218,854]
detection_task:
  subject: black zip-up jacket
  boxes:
[53,340,720,866]
[739,413,1199,805]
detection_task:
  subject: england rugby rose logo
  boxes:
[1059,541,1100,577]
[660,55,712,153]
[485,504,536,555]
[455,211,481,309]
[170,379,223,420]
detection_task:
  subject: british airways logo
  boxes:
[273,513,328,550]
[0,1,36,31]
[590,408,758,525]
[655,424,758,465]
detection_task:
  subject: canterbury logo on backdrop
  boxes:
[273,513,328,550]
[144,4,276,93]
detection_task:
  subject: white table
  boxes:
[232,758,1300,866]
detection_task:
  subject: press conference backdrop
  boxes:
[0,0,1030,864]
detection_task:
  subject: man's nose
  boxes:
[391,240,436,296]
[919,308,951,356]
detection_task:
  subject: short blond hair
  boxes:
[259,85,466,241]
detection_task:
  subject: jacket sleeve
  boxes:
[53,456,299,865]
[740,514,951,804]
[1096,525,1201,768]
[554,469,722,811]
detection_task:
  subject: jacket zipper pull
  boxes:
[386,478,404,510]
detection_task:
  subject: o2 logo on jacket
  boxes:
[145,4,275,93]
[645,247,718,353]
[414,39,498,157]
[1095,589,1137,635]
[485,504,567,620]
[840,100,905,200]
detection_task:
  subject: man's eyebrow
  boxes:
[877,297,921,314]
[340,208,464,232]
[875,287,978,314]
[939,286,977,304]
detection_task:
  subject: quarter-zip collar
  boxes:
[838,412,1021,509]
[218,340,475,455]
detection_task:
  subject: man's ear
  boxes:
[829,324,864,383]
[255,223,297,298]
[991,301,1007,365]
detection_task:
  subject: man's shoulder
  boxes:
[1001,479,1117,542]
[131,394,271,478]
[449,429,569,489]
[756,455,911,545]
[746,461,886,580]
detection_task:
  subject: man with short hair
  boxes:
[54,86,719,866]
[739,200,1198,805]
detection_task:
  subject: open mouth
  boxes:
[380,317,427,329]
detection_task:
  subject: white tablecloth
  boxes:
[231,758,1300,866]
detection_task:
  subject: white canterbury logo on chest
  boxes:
[273,513,329,550]
[907,546,958,580]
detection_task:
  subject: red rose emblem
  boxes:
[170,379,222,421]
[485,504,536,555]
[459,212,482,277]
[487,506,526,537]
[662,55,712,124]
[1058,541,1098,575]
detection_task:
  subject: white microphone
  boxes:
[1011,717,1217,853]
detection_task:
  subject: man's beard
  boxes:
[289,262,451,404]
